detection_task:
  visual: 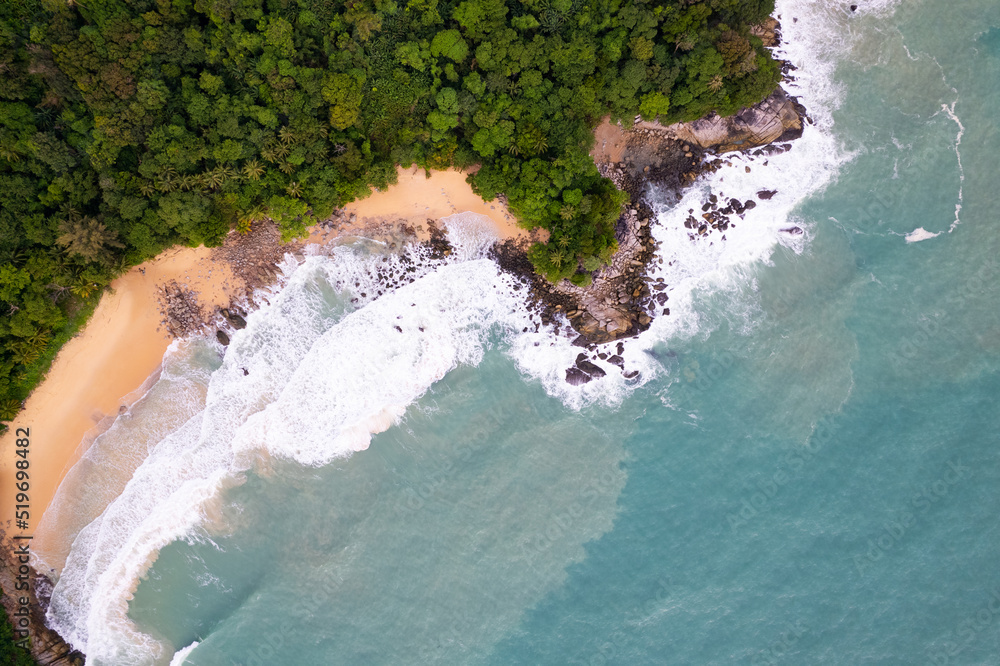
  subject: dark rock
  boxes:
[577,359,607,378]
[608,355,625,369]
[216,330,230,346]
[224,311,247,329]
[757,189,777,200]
[781,226,804,236]
[565,367,593,385]
[623,370,640,379]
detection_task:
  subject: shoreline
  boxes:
[0,84,805,548]
[0,167,526,547]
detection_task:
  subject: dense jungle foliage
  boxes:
[0,0,778,429]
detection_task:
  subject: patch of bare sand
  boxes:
[0,167,538,562]
[0,247,238,542]
[592,117,628,165]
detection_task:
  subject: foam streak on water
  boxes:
[43,2,914,662]
[46,219,544,665]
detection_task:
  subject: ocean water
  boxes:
[37,0,1000,663]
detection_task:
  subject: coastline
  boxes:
[0,73,804,666]
[0,167,525,544]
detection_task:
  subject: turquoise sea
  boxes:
[37,0,1000,663]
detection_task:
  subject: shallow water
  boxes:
[39,0,1000,663]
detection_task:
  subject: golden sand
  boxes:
[0,169,525,551]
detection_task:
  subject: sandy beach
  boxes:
[0,168,524,557]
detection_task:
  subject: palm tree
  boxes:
[549,249,565,268]
[278,126,296,146]
[203,169,225,190]
[139,181,156,196]
[243,159,264,181]
[218,165,239,183]
[708,75,724,93]
[179,174,199,191]
[286,181,302,197]
[70,280,99,299]
[57,216,124,263]
[237,204,267,234]
[1,146,22,163]
[156,169,178,192]
[12,333,50,365]
[0,399,23,422]
[278,160,294,174]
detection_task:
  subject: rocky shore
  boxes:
[158,79,806,385]
[0,527,84,665]
[493,87,805,384]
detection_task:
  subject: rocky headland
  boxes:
[491,82,805,389]
[160,80,807,384]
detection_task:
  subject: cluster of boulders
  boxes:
[683,193,757,239]
[316,208,357,229]
[555,204,661,345]
[210,222,288,301]
[157,281,206,338]
[0,530,85,666]
[750,17,781,48]
[214,306,247,346]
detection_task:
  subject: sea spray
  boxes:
[47,220,549,664]
[42,3,910,661]
[34,339,220,574]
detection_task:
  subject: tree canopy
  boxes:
[0,0,779,429]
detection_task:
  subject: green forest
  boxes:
[0,0,778,430]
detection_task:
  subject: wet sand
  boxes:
[0,168,525,544]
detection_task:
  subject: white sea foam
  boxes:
[168,642,198,666]
[35,340,216,574]
[47,220,542,664]
[611,0,903,377]
[48,2,903,662]
[502,0,895,403]
[905,227,941,243]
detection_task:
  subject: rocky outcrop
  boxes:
[157,281,205,338]
[750,17,781,48]
[0,529,85,665]
[645,87,805,154]
[550,81,807,351]
[551,204,659,345]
